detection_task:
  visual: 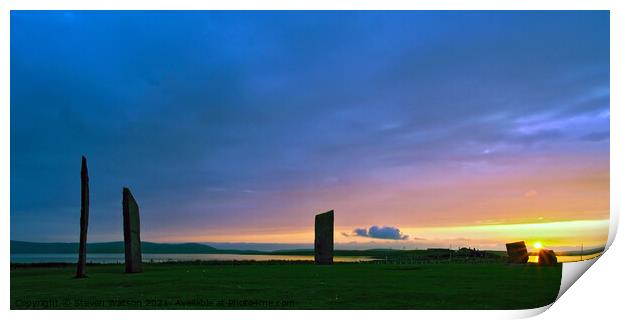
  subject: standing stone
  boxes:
[122,187,142,273]
[314,210,334,265]
[76,156,89,278]
[505,241,529,264]
[538,249,558,266]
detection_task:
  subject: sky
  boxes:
[10,11,609,251]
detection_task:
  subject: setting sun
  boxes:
[534,242,543,250]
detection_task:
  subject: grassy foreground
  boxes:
[11,262,561,310]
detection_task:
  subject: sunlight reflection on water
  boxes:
[10,253,372,264]
[527,252,602,263]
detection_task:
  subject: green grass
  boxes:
[11,262,561,310]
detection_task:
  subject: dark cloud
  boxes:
[350,226,409,240]
[352,228,368,237]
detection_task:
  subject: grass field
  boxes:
[11,262,561,310]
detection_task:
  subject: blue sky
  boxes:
[11,11,609,248]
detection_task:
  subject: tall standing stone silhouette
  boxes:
[314,210,334,265]
[122,187,143,273]
[76,156,89,278]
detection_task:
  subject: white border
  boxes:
[1,1,616,319]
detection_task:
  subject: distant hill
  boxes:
[10,240,226,254]
[555,247,605,256]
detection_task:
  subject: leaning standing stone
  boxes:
[505,241,529,264]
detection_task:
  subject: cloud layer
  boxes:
[348,226,410,240]
[10,11,609,242]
